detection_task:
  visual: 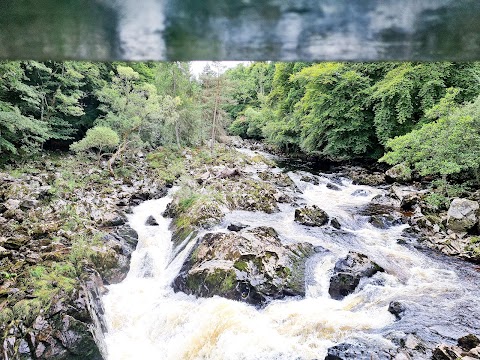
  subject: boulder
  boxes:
[351,189,369,197]
[369,214,404,229]
[145,215,158,226]
[385,163,412,183]
[326,182,341,191]
[325,343,390,360]
[447,198,479,232]
[300,175,319,185]
[173,227,314,306]
[432,334,480,360]
[294,205,329,227]
[330,218,341,229]
[329,252,384,300]
[258,171,296,189]
[227,223,248,232]
[458,334,480,351]
[388,301,406,320]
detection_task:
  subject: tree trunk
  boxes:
[175,121,181,148]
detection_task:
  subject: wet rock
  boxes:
[258,171,296,189]
[227,223,248,232]
[329,252,384,300]
[330,218,341,229]
[388,301,406,320]
[351,189,369,197]
[347,167,386,186]
[432,334,480,360]
[432,345,463,360]
[294,205,329,227]
[458,334,480,351]
[145,215,159,226]
[325,342,390,360]
[102,212,127,227]
[447,198,479,232]
[326,182,341,191]
[371,194,401,208]
[369,214,404,229]
[173,227,315,306]
[386,163,412,183]
[300,175,319,185]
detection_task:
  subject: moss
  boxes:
[233,261,248,272]
[12,299,43,324]
[0,308,13,325]
[147,147,186,184]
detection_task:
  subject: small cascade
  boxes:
[103,154,480,360]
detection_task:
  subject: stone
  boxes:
[388,301,406,320]
[329,252,384,300]
[102,212,127,227]
[300,175,319,185]
[330,218,341,229]
[326,182,341,191]
[458,334,480,351]
[173,227,314,306]
[369,214,404,229]
[447,198,479,232]
[227,223,247,232]
[294,205,329,227]
[351,189,369,197]
[386,163,412,183]
[19,199,39,210]
[145,215,158,226]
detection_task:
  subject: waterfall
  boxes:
[103,156,480,360]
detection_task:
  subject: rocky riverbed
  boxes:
[2,141,480,359]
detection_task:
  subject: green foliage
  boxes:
[70,126,119,155]
[423,193,450,212]
[146,147,186,184]
[293,63,378,159]
[228,106,270,140]
[381,92,480,180]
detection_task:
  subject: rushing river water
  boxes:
[103,150,480,360]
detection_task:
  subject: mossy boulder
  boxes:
[447,198,479,233]
[294,205,329,227]
[385,162,412,183]
[173,227,315,306]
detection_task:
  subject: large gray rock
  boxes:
[294,205,329,227]
[386,163,412,183]
[329,252,384,300]
[173,227,314,306]
[447,198,479,232]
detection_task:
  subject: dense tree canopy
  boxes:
[2,59,480,184]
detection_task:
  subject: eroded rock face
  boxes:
[173,227,314,306]
[432,333,480,360]
[329,252,384,300]
[294,205,329,227]
[447,198,479,233]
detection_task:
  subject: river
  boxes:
[102,149,480,360]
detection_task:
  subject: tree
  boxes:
[70,126,119,164]
[293,63,378,159]
[381,90,480,189]
[199,62,232,153]
[95,65,162,175]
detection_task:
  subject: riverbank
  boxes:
[0,152,167,359]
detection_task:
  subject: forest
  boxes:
[2,61,480,185]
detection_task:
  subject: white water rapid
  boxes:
[103,154,480,360]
